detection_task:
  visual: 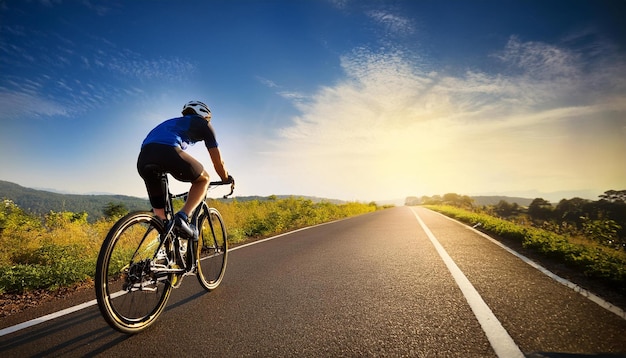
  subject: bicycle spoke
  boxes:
[95,212,172,334]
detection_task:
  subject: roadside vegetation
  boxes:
[413,191,626,293]
[0,197,386,294]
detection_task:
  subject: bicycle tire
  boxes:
[196,206,228,290]
[95,211,172,334]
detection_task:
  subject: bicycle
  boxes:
[95,168,234,334]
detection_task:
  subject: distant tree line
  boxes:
[405,193,474,208]
[0,180,148,222]
[407,190,626,250]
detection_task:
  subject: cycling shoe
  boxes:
[175,212,198,240]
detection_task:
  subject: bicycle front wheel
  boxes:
[95,211,172,334]
[196,207,228,290]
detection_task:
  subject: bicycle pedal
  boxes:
[126,281,158,292]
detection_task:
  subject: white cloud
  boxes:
[0,25,196,121]
[496,36,580,78]
[278,91,308,101]
[256,76,309,102]
[367,10,415,36]
[328,0,350,10]
[261,38,626,201]
[0,91,68,120]
[256,76,278,88]
[102,48,195,81]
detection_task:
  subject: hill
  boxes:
[471,196,534,207]
[0,180,352,222]
[233,195,346,205]
[0,180,149,222]
[405,195,535,207]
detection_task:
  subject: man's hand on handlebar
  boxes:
[210,175,235,199]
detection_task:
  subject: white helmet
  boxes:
[182,100,211,119]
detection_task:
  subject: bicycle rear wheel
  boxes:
[95,211,172,334]
[196,207,228,290]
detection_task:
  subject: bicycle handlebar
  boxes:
[209,180,233,185]
[210,177,235,199]
[171,177,235,200]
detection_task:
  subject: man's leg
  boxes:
[153,208,166,220]
[180,170,210,216]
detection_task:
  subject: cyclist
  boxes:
[137,100,232,239]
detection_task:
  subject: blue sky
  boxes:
[1,0,625,203]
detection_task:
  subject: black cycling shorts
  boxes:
[137,143,204,209]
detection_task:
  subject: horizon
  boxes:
[0,178,611,205]
[1,1,625,203]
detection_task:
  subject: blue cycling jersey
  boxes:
[141,114,218,150]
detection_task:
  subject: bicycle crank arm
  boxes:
[151,267,186,274]
[128,285,158,293]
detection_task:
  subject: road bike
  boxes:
[95,169,234,334]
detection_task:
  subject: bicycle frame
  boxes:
[159,172,235,221]
[153,173,233,275]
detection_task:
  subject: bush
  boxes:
[0,243,95,294]
[427,205,626,291]
[0,197,384,294]
[209,197,378,240]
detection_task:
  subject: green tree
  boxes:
[0,199,43,266]
[494,200,521,218]
[442,193,474,209]
[599,189,626,203]
[554,197,590,226]
[103,202,128,220]
[45,211,88,229]
[0,199,42,233]
[528,198,553,222]
[594,191,626,240]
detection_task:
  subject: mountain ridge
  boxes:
[0,180,149,222]
[471,195,534,207]
[3,180,593,221]
[0,180,348,221]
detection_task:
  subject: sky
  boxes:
[1,0,625,204]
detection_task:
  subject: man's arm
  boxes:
[208,147,229,181]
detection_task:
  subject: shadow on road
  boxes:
[0,290,207,356]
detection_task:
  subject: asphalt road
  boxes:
[1,207,625,357]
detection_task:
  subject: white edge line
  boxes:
[0,299,97,337]
[230,218,341,252]
[411,208,525,358]
[429,208,626,320]
[0,217,346,337]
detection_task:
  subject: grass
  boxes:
[0,197,384,294]
[425,205,626,292]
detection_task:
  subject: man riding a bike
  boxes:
[137,100,233,239]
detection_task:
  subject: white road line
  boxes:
[431,210,626,320]
[0,219,341,338]
[0,290,126,337]
[411,208,525,358]
[0,299,97,337]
